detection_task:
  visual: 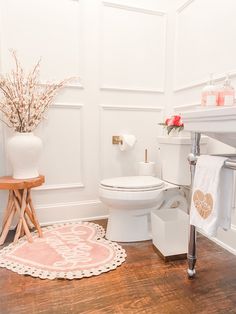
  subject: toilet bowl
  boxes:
[99,176,169,242]
[99,136,204,242]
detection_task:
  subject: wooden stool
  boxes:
[0,175,45,245]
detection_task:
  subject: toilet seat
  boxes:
[100,176,164,192]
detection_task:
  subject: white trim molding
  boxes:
[39,102,84,191]
[174,71,236,93]
[102,1,166,17]
[51,102,84,110]
[100,86,165,94]
[99,104,164,180]
[39,79,84,89]
[100,104,163,112]
[177,0,195,14]
[173,103,200,112]
[35,182,84,191]
[100,2,167,94]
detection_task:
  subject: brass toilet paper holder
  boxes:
[112,136,123,145]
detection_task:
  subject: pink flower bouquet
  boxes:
[159,115,184,135]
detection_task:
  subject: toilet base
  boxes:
[106,208,152,242]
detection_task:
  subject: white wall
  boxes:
[0,0,172,224]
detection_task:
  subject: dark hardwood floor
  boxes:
[0,220,235,314]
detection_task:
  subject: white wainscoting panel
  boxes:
[174,0,236,91]
[0,0,82,85]
[100,105,163,179]
[100,2,166,93]
[36,103,84,190]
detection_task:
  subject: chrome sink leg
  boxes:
[187,132,201,278]
[187,225,196,277]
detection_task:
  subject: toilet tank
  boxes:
[157,136,208,186]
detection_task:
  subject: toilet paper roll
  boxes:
[119,134,136,151]
[138,161,156,176]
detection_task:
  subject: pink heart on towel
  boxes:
[193,190,213,219]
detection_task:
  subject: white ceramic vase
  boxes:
[7,132,43,179]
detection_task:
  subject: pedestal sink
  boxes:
[182,106,236,148]
[181,105,236,278]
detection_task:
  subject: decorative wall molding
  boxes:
[35,199,101,210]
[99,104,164,180]
[51,102,84,110]
[174,0,236,92]
[35,182,84,191]
[102,1,166,16]
[173,103,200,112]
[100,86,165,94]
[100,104,163,112]
[40,80,84,89]
[174,0,196,92]
[176,0,195,14]
[38,102,84,191]
[100,2,167,94]
[174,71,236,93]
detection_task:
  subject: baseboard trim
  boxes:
[0,200,108,228]
[198,229,236,256]
[40,215,109,227]
[35,200,108,225]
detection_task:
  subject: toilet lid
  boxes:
[100,176,164,190]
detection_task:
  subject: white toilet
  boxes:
[99,176,165,242]
[99,136,207,242]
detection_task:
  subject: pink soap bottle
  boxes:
[201,74,218,106]
[218,74,235,106]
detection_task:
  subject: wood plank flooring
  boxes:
[0,220,235,314]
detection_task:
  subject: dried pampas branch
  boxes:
[0,51,74,132]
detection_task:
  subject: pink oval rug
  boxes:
[0,222,126,280]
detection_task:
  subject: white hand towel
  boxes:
[190,155,233,237]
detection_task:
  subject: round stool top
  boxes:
[0,175,45,190]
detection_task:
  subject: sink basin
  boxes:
[182,106,236,148]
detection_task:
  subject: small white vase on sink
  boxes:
[7,132,43,179]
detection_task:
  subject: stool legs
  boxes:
[27,190,43,238]
[0,208,15,245]
[1,191,14,227]
[13,189,33,243]
[0,188,43,245]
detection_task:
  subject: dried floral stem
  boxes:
[0,52,74,132]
